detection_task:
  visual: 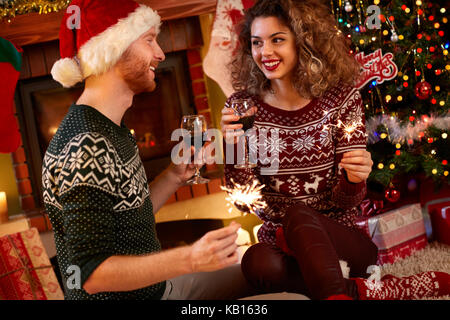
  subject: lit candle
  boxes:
[0,192,8,223]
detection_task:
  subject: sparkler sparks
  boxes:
[322,109,364,142]
[221,179,267,215]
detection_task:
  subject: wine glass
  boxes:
[181,115,210,184]
[229,98,257,169]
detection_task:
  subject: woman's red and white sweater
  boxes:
[224,85,368,245]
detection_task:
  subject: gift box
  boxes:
[0,228,64,300]
[356,203,427,265]
[428,200,450,246]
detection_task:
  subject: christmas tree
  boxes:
[332,0,449,198]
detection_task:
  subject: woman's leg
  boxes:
[282,203,378,300]
[241,242,311,296]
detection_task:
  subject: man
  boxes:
[43,0,254,300]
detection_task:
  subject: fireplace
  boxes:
[15,50,196,208]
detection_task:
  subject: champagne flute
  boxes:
[181,115,210,184]
[229,98,257,169]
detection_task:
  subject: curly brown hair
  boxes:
[230,0,361,98]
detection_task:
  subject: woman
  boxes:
[221,0,449,300]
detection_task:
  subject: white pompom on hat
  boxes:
[51,0,161,88]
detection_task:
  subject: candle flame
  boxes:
[221,179,267,215]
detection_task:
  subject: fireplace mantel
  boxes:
[0,0,216,47]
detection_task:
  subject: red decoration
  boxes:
[385,186,401,203]
[443,160,448,165]
[429,202,450,246]
[355,48,398,89]
[0,38,22,153]
[417,48,423,53]
[414,81,432,100]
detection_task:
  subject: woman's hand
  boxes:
[220,107,245,144]
[339,150,373,184]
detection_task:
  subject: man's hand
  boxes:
[339,150,373,184]
[168,144,206,186]
[189,221,240,273]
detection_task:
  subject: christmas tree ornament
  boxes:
[390,30,399,42]
[344,1,353,12]
[385,184,401,203]
[0,37,22,153]
[414,81,432,99]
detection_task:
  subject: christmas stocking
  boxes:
[352,271,450,300]
[0,37,22,153]
[203,0,254,98]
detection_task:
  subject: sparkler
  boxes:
[322,110,365,142]
[221,178,267,215]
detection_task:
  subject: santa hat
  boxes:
[51,0,161,88]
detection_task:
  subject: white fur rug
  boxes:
[379,241,450,300]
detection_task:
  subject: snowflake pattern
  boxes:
[292,135,316,152]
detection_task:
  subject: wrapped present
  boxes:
[0,228,64,300]
[356,203,427,265]
[428,200,450,246]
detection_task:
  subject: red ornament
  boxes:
[417,48,423,53]
[385,186,401,203]
[443,160,448,165]
[414,81,432,100]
